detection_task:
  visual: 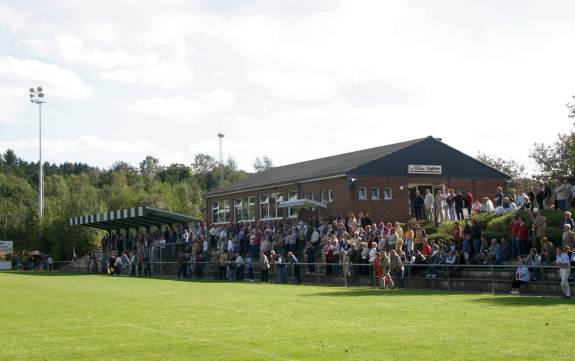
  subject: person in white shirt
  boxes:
[483,197,495,213]
[227,238,235,257]
[511,257,530,294]
[202,238,209,261]
[424,189,435,222]
[555,246,571,298]
[368,242,377,263]
[434,190,445,222]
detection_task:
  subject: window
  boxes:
[235,196,256,222]
[371,187,380,200]
[211,201,220,223]
[259,192,283,220]
[259,194,270,220]
[309,191,316,201]
[358,187,367,200]
[212,200,230,223]
[288,191,299,218]
[383,187,393,200]
[234,199,242,222]
[320,190,327,203]
[328,189,334,203]
[220,200,231,223]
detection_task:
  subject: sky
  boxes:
[1,0,574,173]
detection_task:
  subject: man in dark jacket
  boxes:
[470,219,482,258]
[413,191,425,221]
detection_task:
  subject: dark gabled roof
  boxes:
[69,207,199,231]
[207,137,427,196]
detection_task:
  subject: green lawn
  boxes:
[0,272,572,361]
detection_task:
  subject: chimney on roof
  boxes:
[435,137,443,142]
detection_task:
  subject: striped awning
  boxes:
[69,207,199,230]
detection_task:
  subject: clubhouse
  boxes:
[204,136,509,224]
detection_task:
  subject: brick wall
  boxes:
[204,176,505,224]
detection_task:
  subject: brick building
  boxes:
[204,136,509,225]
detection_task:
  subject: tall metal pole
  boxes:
[217,133,224,187]
[29,86,45,221]
[39,102,43,220]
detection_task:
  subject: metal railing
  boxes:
[7,260,573,296]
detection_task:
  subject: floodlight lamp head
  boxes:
[37,86,43,92]
[38,93,44,98]
[29,88,35,93]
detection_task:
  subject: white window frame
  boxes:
[371,187,380,200]
[235,196,256,222]
[383,187,393,200]
[320,190,327,203]
[358,187,368,200]
[328,189,334,203]
[288,191,299,219]
[211,201,220,223]
[260,192,284,221]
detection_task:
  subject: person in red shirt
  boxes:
[422,240,432,257]
[509,215,521,258]
[517,217,529,257]
[464,190,474,216]
[374,252,384,288]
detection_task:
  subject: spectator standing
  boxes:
[470,219,482,258]
[555,179,572,211]
[510,216,521,258]
[532,211,547,251]
[235,253,245,281]
[517,217,529,257]
[464,190,474,217]
[47,256,54,272]
[494,186,504,208]
[260,252,270,282]
[536,182,551,209]
[556,246,571,299]
[287,252,301,284]
[561,212,575,231]
[390,250,404,288]
[424,189,434,222]
[434,190,445,222]
[413,191,425,221]
[454,190,465,221]
[562,225,575,249]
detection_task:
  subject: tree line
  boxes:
[0,152,249,260]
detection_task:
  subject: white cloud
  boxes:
[0,136,190,168]
[126,90,236,119]
[0,54,91,125]
[1,1,575,173]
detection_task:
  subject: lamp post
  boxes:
[29,87,46,221]
[218,133,224,187]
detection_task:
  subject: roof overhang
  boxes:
[69,207,200,231]
[277,199,327,209]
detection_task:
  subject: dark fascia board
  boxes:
[346,136,511,180]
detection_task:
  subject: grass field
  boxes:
[0,272,572,361]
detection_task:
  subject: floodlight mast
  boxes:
[28,87,46,221]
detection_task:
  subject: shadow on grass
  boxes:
[0,271,95,277]
[300,288,471,298]
[470,295,573,307]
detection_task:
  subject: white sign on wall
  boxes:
[0,241,13,270]
[408,164,442,175]
[0,241,13,253]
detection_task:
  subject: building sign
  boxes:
[0,241,13,270]
[407,164,442,175]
